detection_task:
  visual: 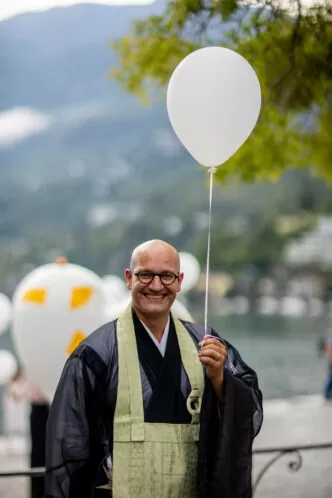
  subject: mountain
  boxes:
[0,3,331,293]
[0,3,169,181]
[0,3,163,108]
[0,3,206,288]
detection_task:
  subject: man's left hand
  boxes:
[198,337,227,398]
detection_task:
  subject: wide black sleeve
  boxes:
[198,331,263,498]
[222,335,263,438]
[45,354,98,498]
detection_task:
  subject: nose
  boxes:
[148,275,164,291]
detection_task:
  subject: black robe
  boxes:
[132,309,192,424]
[45,317,263,498]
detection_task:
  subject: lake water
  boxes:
[208,313,329,400]
[0,313,329,432]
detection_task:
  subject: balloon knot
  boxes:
[208,167,217,174]
[55,257,68,265]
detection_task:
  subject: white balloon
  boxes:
[171,300,194,322]
[179,252,201,294]
[167,46,261,167]
[102,275,127,297]
[0,293,12,335]
[102,275,131,322]
[12,261,106,401]
[104,294,132,322]
[0,350,17,386]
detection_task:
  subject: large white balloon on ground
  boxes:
[11,258,106,401]
[102,274,131,321]
[0,350,17,385]
[104,293,132,322]
[179,252,201,294]
[0,293,12,335]
[167,46,261,167]
[102,274,127,298]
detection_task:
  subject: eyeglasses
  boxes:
[132,270,180,285]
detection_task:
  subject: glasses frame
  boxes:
[131,270,180,286]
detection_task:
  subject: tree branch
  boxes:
[271,0,303,98]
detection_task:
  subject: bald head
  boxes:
[130,239,180,272]
[126,240,183,321]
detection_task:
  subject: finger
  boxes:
[202,344,227,357]
[199,336,223,343]
[199,348,221,361]
[199,348,226,362]
[199,338,226,351]
[199,337,219,346]
[199,356,220,368]
[199,343,227,356]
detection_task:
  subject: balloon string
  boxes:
[204,167,216,335]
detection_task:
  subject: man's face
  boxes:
[125,246,183,318]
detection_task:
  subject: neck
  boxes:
[133,307,169,343]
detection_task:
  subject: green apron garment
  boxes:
[112,304,205,498]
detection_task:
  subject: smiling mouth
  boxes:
[143,294,166,300]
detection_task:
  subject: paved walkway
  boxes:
[0,395,331,497]
[253,395,332,498]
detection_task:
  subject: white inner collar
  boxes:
[140,315,170,357]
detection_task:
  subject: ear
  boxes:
[177,272,184,292]
[125,268,132,290]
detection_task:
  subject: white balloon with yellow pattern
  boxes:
[11,260,195,401]
[11,259,106,401]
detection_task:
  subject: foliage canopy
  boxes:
[112,0,332,182]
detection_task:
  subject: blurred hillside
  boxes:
[1,3,332,295]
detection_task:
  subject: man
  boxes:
[323,335,332,399]
[45,240,263,498]
[7,369,50,498]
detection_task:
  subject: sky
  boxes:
[0,0,155,22]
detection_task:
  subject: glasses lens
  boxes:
[138,272,154,284]
[160,273,176,285]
